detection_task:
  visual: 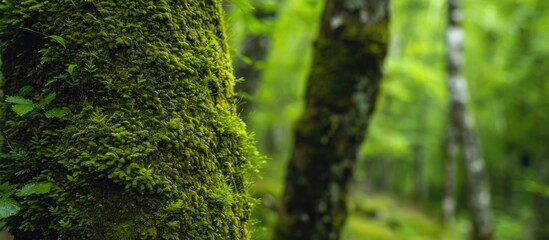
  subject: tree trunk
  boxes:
[0,1,258,239]
[275,0,389,239]
[447,0,493,239]
[442,124,458,226]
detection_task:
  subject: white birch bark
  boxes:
[446,0,493,239]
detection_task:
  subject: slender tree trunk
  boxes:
[443,124,458,226]
[275,0,389,239]
[0,1,258,239]
[447,0,493,239]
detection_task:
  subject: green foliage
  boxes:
[247,0,324,159]
[17,86,33,97]
[521,180,549,198]
[45,108,65,119]
[84,58,97,73]
[47,35,66,49]
[37,93,56,108]
[226,0,549,238]
[65,64,76,76]
[0,198,20,219]
[5,96,33,105]
[14,182,52,197]
[0,182,52,219]
[4,90,64,118]
[5,96,35,116]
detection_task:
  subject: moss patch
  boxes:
[0,0,260,239]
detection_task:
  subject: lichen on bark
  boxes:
[0,0,260,239]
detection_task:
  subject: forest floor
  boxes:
[342,194,464,240]
[247,148,537,240]
[250,179,467,240]
[251,176,532,240]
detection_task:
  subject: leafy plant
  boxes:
[65,64,80,87]
[47,35,66,48]
[64,18,76,27]
[5,96,35,116]
[84,58,97,73]
[4,86,66,119]
[0,182,52,219]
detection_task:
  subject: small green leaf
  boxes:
[84,59,97,73]
[12,104,35,116]
[28,2,45,10]
[45,78,58,86]
[37,93,56,108]
[45,108,66,119]
[17,85,33,97]
[5,96,33,105]
[15,182,52,197]
[0,198,20,219]
[0,182,17,197]
[9,98,36,115]
[66,64,77,76]
[47,35,66,48]
[240,54,253,65]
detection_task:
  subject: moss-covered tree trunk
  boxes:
[0,1,259,239]
[275,0,389,239]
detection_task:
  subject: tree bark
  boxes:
[447,0,493,239]
[442,124,458,226]
[0,1,258,239]
[275,0,389,239]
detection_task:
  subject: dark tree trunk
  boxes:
[446,0,493,239]
[275,0,390,239]
[0,1,258,239]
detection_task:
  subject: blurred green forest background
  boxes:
[225,0,549,239]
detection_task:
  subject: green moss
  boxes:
[293,21,388,142]
[0,0,260,239]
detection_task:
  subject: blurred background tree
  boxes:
[225,0,549,239]
[274,0,389,239]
